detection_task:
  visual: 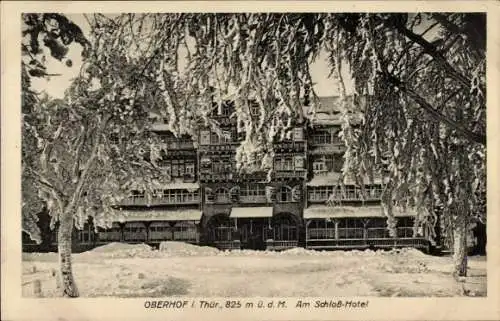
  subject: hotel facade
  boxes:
[23,96,435,253]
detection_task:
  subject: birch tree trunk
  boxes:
[57,213,79,297]
[452,219,468,278]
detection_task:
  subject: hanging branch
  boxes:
[383,72,486,145]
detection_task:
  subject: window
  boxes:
[221,104,232,116]
[293,127,304,141]
[279,185,293,202]
[294,156,305,169]
[333,154,343,172]
[312,131,332,145]
[313,160,326,173]
[210,132,219,144]
[171,159,185,178]
[158,159,196,178]
[308,186,335,201]
[367,185,382,199]
[213,160,226,173]
[158,189,199,203]
[240,184,266,201]
[324,155,334,171]
[250,102,260,116]
[344,185,356,199]
[275,157,294,171]
[215,188,230,203]
[221,131,232,143]
[185,162,195,176]
[130,190,145,200]
[200,130,210,145]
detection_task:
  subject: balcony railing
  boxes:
[121,194,200,206]
[309,138,343,146]
[274,141,306,151]
[306,227,416,240]
[239,195,268,203]
[308,189,383,202]
[265,240,298,250]
[166,141,195,150]
[274,169,307,179]
[199,172,233,181]
[198,143,238,151]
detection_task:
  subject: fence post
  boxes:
[33,279,42,297]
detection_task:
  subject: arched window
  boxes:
[215,187,230,203]
[279,185,293,203]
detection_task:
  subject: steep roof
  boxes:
[304,95,368,126]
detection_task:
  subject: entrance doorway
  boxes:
[238,218,268,250]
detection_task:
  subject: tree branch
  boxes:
[432,13,485,58]
[384,72,486,145]
[393,23,485,94]
[67,114,111,211]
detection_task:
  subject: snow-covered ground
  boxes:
[22,242,486,298]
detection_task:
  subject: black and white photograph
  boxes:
[2,1,499,321]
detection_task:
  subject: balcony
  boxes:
[308,186,383,203]
[198,143,238,152]
[239,195,268,204]
[199,172,233,182]
[306,227,416,240]
[308,143,346,155]
[274,141,306,152]
[273,169,307,179]
[120,193,200,206]
[233,171,268,181]
[309,137,343,146]
[166,140,195,150]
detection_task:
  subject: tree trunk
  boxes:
[57,214,79,297]
[452,220,468,278]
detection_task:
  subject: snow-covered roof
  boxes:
[230,207,273,218]
[304,95,367,126]
[307,173,385,186]
[116,209,202,222]
[303,205,415,219]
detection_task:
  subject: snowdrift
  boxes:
[158,241,219,256]
[82,242,157,259]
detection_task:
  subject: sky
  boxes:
[29,14,354,99]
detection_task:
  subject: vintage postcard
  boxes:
[1,1,499,320]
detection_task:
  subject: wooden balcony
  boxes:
[120,194,200,206]
[265,240,299,251]
[306,227,416,241]
[198,143,238,152]
[308,188,383,203]
[239,195,268,204]
[166,140,195,150]
[232,172,268,181]
[309,138,343,147]
[274,141,306,152]
[305,227,429,252]
[199,172,233,182]
[274,169,307,179]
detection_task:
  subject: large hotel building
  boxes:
[24,96,435,253]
